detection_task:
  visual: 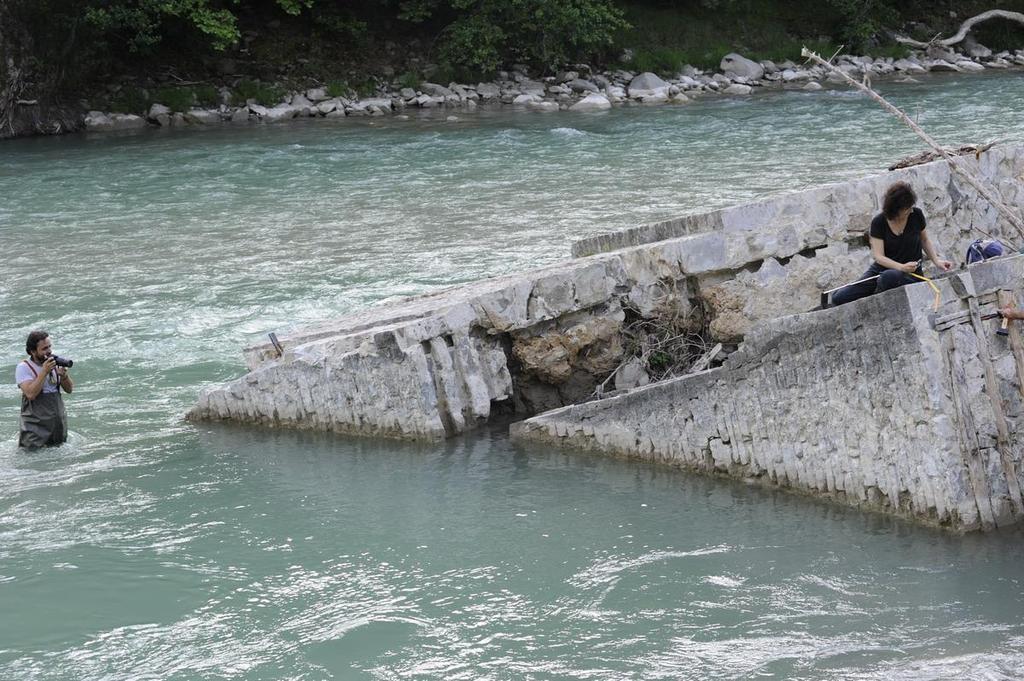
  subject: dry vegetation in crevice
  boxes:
[591,292,717,400]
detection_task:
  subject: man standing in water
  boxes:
[16,330,73,448]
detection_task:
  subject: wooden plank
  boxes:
[967,296,1024,518]
[689,343,722,374]
[933,304,1000,332]
[943,330,996,530]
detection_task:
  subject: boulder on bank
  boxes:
[527,100,559,113]
[513,93,541,105]
[957,60,986,72]
[519,80,547,96]
[359,97,393,112]
[567,78,599,93]
[111,113,147,130]
[290,93,312,106]
[305,87,329,102]
[84,111,112,130]
[420,82,455,98]
[476,83,501,99]
[184,109,221,124]
[264,104,300,122]
[963,35,993,59]
[606,85,627,102]
[85,111,147,131]
[627,72,669,99]
[893,58,927,73]
[316,99,339,115]
[148,103,171,120]
[781,68,813,81]
[569,93,611,111]
[721,53,764,80]
[926,45,958,62]
[723,83,752,95]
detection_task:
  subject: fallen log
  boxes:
[895,10,1024,48]
[888,142,998,170]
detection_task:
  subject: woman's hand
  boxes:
[934,259,954,271]
[898,260,919,273]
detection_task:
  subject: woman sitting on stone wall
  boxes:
[830,181,953,306]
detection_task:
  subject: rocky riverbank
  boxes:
[71,42,1024,133]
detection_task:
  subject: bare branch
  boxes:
[895,10,1024,48]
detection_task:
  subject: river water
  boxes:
[2,71,1023,679]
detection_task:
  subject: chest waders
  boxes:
[19,361,68,449]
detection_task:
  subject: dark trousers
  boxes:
[830,262,921,307]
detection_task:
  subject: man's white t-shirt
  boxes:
[15,359,60,394]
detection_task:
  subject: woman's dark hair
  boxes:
[25,330,49,355]
[882,181,917,219]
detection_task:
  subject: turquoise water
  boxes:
[2,71,1023,679]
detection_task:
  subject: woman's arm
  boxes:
[921,229,954,271]
[870,236,917,271]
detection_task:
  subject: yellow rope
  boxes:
[908,272,942,311]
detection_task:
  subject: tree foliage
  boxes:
[397,0,628,73]
[3,0,1018,116]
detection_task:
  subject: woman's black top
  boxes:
[869,207,926,264]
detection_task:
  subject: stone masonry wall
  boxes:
[576,144,1024,342]
[512,256,1024,531]
[189,144,1024,442]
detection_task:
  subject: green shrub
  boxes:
[396,71,421,90]
[231,80,285,105]
[869,43,911,60]
[648,351,672,372]
[628,47,686,76]
[348,76,378,98]
[325,80,351,98]
[153,86,195,112]
[108,87,149,114]
[193,84,220,107]
[827,0,898,49]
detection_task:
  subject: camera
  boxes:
[51,355,74,368]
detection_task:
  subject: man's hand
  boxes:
[41,357,56,373]
[898,260,920,273]
[999,306,1024,320]
[56,366,67,378]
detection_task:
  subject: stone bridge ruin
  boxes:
[189,143,1024,531]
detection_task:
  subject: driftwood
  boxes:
[802,47,1024,248]
[688,343,722,373]
[888,142,998,170]
[895,10,1024,48]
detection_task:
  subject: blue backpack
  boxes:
[966,239,1004,264]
